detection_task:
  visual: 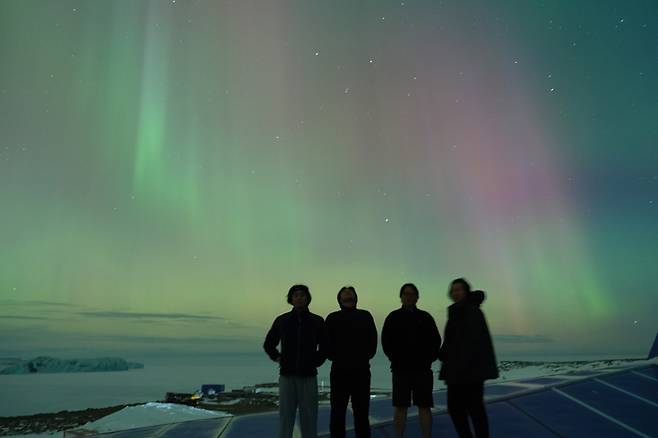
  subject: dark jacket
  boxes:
[381,306,441,372]
[263,308,327,376]
[325,290,377,370]
[439,290,499,383]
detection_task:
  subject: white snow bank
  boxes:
[77,402,230,433]
[495,357,657,382]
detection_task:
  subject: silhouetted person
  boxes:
[264,284,327,438]
[382,283,441,438]
[439,278,499,438]
[326,286,378,438]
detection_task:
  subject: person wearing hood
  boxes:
[325,286,377,438]
[382,283,441,438]
[439,278,499,438]
[264,284,327,438]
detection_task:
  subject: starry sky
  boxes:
[1,0,657,358]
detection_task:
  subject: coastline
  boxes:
[0,357,646,437]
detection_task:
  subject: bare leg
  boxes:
[393,406,408,438]
[419,407,432,438]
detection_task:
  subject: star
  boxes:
[384,218,390,223]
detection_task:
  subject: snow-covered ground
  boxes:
[74,402,230,434]
[493,357,653,382]
[6,403,230,437]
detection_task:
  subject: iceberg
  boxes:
[0,356,144,374]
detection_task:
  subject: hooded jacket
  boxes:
[439,290,499,383]
[325,290,378,370]
[381,306,441,372]
[263,308,327,376]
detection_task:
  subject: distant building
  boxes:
[201,384,225,396]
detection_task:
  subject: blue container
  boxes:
[201,384,225,396]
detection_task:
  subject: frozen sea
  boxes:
[0,352,645,417]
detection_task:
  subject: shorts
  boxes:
[392,369,434,407]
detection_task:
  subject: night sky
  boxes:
[1,0,657,358]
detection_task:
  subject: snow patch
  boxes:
[77,402,230,434]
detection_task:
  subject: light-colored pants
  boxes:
[279,375,318,438]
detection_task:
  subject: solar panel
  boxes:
[160,417,231,437]
[600,372,658,403]
[368,397,393,421]
[486,402,556,437]
[220,411,279,438]
[559,380,658,436]
[634,365,658,381]
[516,376,569,385]
[483,383,529,397]
[362,365,658,438]
[509,389,633,437]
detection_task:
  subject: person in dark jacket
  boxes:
[264,284,327,438]
[326,286,378,438]
[382,283,441,438]
[439,278,498,438]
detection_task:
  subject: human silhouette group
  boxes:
[264,278,498,438]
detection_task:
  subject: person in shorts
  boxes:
[382,283,442,438]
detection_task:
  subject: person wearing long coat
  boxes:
[439,278,498,438]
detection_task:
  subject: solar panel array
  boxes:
[79,362,658,437]
[360,365,658,438]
